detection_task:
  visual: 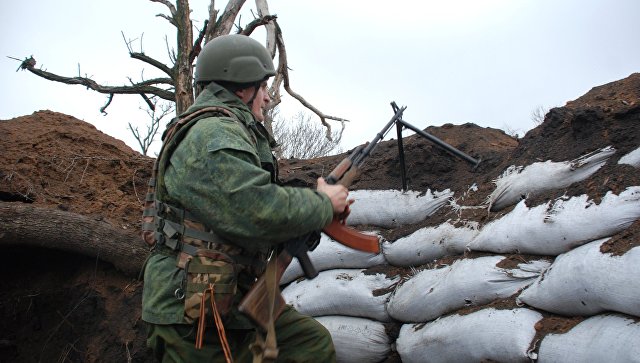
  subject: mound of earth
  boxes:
[0,111,154,361]
[0,110,152,226]
[1,73,639,361]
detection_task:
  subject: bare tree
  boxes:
[500,124,521,139]
[128,98,175,156]
[6,0,350,275]
[273,111,343,159]
[13,0,346,135]
[531,105,549,125]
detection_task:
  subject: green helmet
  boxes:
[195,34,276,84]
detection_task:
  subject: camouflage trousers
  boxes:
[147,305,336,363]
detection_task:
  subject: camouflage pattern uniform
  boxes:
[142,82,336,362]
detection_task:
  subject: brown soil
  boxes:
[1,73,639,361]
[0,110,152,227]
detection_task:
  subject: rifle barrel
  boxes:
[399,121,481,166]
[391,101,480,167]
[353,105,407,166]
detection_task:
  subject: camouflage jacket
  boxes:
[142,82,334,328]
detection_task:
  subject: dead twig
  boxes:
[132,169,142,204]
[80,159,91,184]
[270,20,348,141]
[57,338,81,363]
[125,341,133,363]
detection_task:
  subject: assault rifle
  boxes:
[238,105,407,330]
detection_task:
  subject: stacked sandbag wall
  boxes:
[279,146,640,363]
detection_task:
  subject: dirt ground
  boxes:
[1,73,639,362]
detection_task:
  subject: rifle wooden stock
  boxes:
[337,167,359,187]
[326,158,353,184]
[322,218,380,253]
[238,251,291,331]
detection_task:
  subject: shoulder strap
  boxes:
[162,106,235,145]
[141,106,236,247]
[156,106,239,199]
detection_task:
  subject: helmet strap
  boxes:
[246,82,261,107]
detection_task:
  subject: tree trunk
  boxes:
[175,0,195,114]
[0,203,147,277]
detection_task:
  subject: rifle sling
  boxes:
[249,255,279,363]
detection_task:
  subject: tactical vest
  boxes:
[141,106,267,274]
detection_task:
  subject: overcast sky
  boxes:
[2,0,639,155]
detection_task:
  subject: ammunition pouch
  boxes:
[152,201,266,271]
[183,249,238,324]
[150,199,267,327]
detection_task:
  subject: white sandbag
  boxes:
[488,146,615,211]
[383,221,478,267]
[468,186,640,255]
[517,239,640,317]
[537,314,640,362]
[282,269,399,321]
[618,146,640,167]
[315,316,391,363]
[396,308,543,363]
[387,256,549,322]
[280,234,386,284]
[346,189,453,228]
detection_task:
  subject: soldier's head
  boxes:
[195,34,276,121]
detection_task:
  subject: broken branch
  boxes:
[272,20,348,140]
[240,15,277,36]
[17,58,175,101]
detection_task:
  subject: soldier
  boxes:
[142,34,346,362]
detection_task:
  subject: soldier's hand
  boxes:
[317,177,349,214]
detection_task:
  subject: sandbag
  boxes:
[382,221,478,267]
[280,234,386,284]
[387,256,549,322]
[315,316,391,363]
[518,239,640,317]
[396,308,543,363]
[537,314,640,362]
[488,146,615,211]
[468,186,640,255]
[618,146,640,167]
[282,269,399,321]
[346,189,453,228]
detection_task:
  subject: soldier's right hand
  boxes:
[316,177,349,214]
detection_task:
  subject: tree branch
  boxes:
[205,1,220,43]
[120,31,174,80]
[156,13,178,27]
[100,93,114,115]
[161,35,174,64]
[272,21,348,140]
[129,99,174,155]
[255,0,277,58]
[129,77,156,111]
[239,14,277,36]
[149,0,177,23]
[149,0,177,14]
[18,58,175,101]
[189,19,209,64]
[211,0,247,38]
[128,52,175,77]
[135,77,175,87]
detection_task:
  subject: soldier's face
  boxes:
[236,81,271,122]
